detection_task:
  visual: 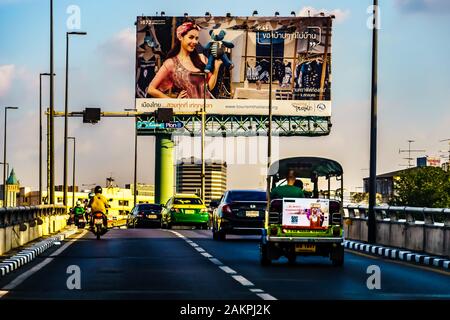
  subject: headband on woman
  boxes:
[176,22,200,39]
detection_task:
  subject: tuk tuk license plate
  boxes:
[295,244,316,253]
[246,211,259,217]
[184,209,195,214]
[148,215,157,219]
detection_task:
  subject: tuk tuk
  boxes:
[260,157,344,266]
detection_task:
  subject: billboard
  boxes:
[135,16,332,117]
[282,198,330,229]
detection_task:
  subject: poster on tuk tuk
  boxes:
[282,198,329,229]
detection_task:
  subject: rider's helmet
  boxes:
[94,185,102,194]
[76,200,81,206]
[88,192,94,199]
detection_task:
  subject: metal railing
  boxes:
[0,205,67,228]
[344,205,450,226]
[343,205,450,257]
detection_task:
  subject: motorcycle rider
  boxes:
[73,200,85,226]
[84,192,94,223]
[88,186,109,230]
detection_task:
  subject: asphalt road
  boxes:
[0,227,449,300]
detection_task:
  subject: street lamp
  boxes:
[63,31,86,207]
[191,72,207,204]
[125,108,138,207]
[0,162,9,204]
[3,106,18,207]
[39,72,53,205]
[67,137,76,207]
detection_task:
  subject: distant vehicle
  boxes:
[127,203,163,228]
[210,190,267,241]
[261,157,345,266]
[161,194,209,229]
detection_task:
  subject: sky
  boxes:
[0,0,450,194]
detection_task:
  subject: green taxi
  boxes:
[161,194,209,229]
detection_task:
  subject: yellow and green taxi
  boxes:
[161,194,209,229]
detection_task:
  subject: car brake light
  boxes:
[222,204,232,216]
[201,208,208,213]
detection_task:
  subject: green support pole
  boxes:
[155,133,174,206]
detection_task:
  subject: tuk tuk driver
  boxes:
[270,169,305,199]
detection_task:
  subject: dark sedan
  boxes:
[211,190,267,240]
[127,203,162,228]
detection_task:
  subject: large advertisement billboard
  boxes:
[135,16,332,117]
[282,198,330,229]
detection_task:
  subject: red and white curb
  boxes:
[344,240,450,270]
[0,228,78,277]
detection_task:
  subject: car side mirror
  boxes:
[210,200,219,208]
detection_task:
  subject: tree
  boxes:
[390,167,450,208]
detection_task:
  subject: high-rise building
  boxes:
[176,157,227,205]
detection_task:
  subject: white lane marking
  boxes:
[209,258,223,266]
[219,266,237,274]
[167,230,277,300]
[1,230,87,294]
[232,275,254,287]
[257,293,278,300]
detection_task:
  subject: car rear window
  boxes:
[228,191,267,202]
[138,204,161,210]
[173,198,203,205]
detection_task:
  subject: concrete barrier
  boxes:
[0,205,67,256]
[344,205,449,258]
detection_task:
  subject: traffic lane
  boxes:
[176,230,450,299]
[1,228,257,300]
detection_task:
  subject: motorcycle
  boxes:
[91,211,108,240]
[74,214,86,229]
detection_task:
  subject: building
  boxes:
[19,185,155,216]
[0,169,20,207]
[442,162,450,172]
[417,156,441,168]
[176,157,227,205]
[125,183,155,197]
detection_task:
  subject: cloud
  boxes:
[298,6,351,23]
[395,0,450,14]
[97,28,135,71]
[0,65,15,97]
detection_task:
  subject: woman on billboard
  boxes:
[147,21,223,99]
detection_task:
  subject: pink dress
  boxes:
[149,56,212,99]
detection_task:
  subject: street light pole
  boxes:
[3,106,18,207]
[191,72,207,204]
[368,0,379,244]
[63,31,86,208]
[124,108,138,207]
[67,137,76,207]
[49,0,55,205]
[39,73,52,205]
[266,29,274,220]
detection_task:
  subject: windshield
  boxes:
[173,198,203,205]
[138,204,161,210]
[228,191,267,202]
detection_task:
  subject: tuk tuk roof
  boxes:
[268,157,343,179]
